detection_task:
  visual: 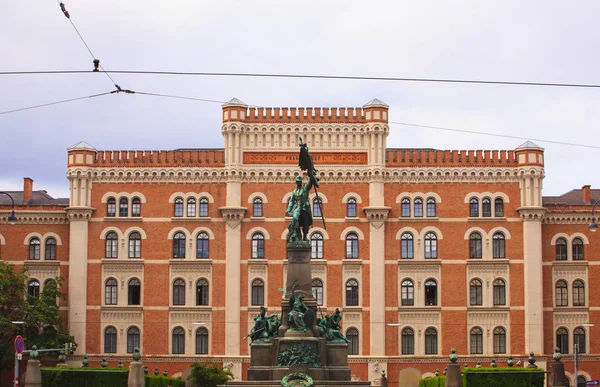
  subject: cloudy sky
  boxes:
[1,1,599,198]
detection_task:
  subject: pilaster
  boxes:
[518,206,546,354]
[66,207,93,354]
[364,206,391,356]
[220,206,246,355]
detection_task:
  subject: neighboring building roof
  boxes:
[543,189,600,206]
[0,191,69,206]
[363,98,389,108]
[515,141,543,150]
[68,141,96,151]
[223,97,247,107]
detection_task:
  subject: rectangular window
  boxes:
[401,287,414,306]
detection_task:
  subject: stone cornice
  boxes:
[65,207,95,222]
[542,211,594,225]
[363,207,391,229]
[517,207,547,221]
[0,210,68,225]
[219,207,246,229]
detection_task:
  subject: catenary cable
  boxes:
[0,91,115,115]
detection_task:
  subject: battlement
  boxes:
[385,149,520,167]
[223,105,388,124]
[76,149,225,168]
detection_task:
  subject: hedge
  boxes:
[418,376,446,387]
[145,375,186,387]
[462,367,545,387]
[41,367,128,387]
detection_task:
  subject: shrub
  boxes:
[144,375,186,387]
[41,367,128,387]
[188,362,234,387]
[463,367,545,387]
[419,376,446,387]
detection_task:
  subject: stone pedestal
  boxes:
[445,364,462,387]
[549,360,566,387]
[24,360,41,387]
[128,361,145,387]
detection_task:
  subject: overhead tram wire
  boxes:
[0,91,115,115]
[2,69,600,89]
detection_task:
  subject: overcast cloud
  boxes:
[1,0,599,198]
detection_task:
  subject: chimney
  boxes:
[582,185,591,204]
[23,177,33,202]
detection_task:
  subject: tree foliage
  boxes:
[188,363,234,387]
[0,261,73,368]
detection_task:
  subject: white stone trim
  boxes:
[463,227,487,240]
[488,226,512,239]
[190,227,216,239]
[124,227,147,239]
[247,192,268,203]
[100,227,124,240]
[101,192,147,203]
[395,192,442,203]
[419,227,443,239]
[246,227,271,240]
[308,227,329,240]
[0,233,4,245]
[340,226,365,240]
[282,192,292,203]
[43,232,63,245]
[309,192,328,203]
[569,232,589,244]
[550,233,570,245]
[169,192,215,203]
[395,227,419,240]
[168,228,191,240]
[342,192,363,204]
[23,232,43,244]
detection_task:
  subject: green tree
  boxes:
[0,261,74,369]
[188,363,234,387]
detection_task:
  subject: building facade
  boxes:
[0,99,598,386]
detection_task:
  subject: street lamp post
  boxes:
[0,192,18,224]
[588,198,600,232]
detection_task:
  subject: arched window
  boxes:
[555,280,568,307]
[173,278,185,305]
[45,238,57,260]
[29,237,40,260]
[107,197,116,217]
[27,280,40,298]
[347,198,357,218]
[573,238,584,260]
[470,327,483,354]
[197,232,209,258]
[469,197,479,217]
[253,197,263,217]
[105,232,118,258]
[345,232,359,259]
[119,197,129,217]
[574,327,586,354]
[425,279,437,306]
[128,232,141,258]
[311,232,324,259]
[312,279,323,306]
[104,327,117,353]
[127,327,140,353]
[346,328,359,355]
[196,328,209,354]
[196,279,209,306]
[424,232,437,259]
[470,279,483,306]
[578,376,588,387]
[482,198,492,217]
[346,279,359,306]
[251,232,265,259]
[494,198,504,217]
[401,198,411,217]
[401,279,414,306]
[556,327,569,354]
[414,198,423,217]
[172,327,185,354]
[187,198,196,217]
[128,278,141,305]
[469,232,482,259]
[131,197,141,217]
[573,280,585,306]
[493,279,506,306]
[426,198,437,217]
[425,328,438,354]
[199,197,209,217]
[174,198,184,217]
[493,232,506,258]
[251,279,264,306]
[555,238,567,261]
[493,327,506,354]
[312,197,323,217]
[401,232,414,259]
[172,232,186,258]
[401,328,414,355]
[105,278,118,305]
